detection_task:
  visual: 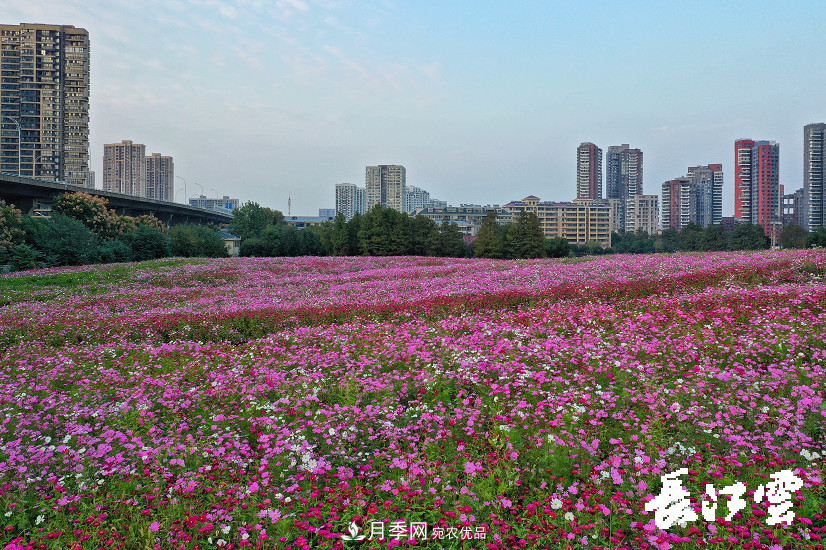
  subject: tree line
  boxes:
[0,193,229,272]
[3,194,824,273]
[228,203,551,259]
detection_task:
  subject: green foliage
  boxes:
[0,199,24,251]
[729,223,769,251]
[505,211,546,259]
[778,225,807,249]
[611,230,655,254]
[52,192,124,240]
[169,225,228,258]
[411,215,438,256]
[98,239,133,264]
[655,227,680,253]
[6,244,43,271]
[428,220,465,257]
[23,214,100,267]
[347,212,363,255]
[241,224,322,257]
[679,222,703,251]
[474,212,505,259]
[133,214,166,232]
[327,213,350,256]
[698,224,728,251]
[228,201,282,240]
[545,236,571,258]
[122,225,172,261]
[807,226,826,248]
[359,205,414,256]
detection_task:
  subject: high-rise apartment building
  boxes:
[0,23,90,185]
[804,123,825,231]
[103,140,146,196]
[145,152,173,202]
[661,177,694,230]
[625,194,659,235]
[687,164,724,227]
[335,182,366,220]
[576,142,602,200]
[735,139,780,234]
[605,144,643,231]
[366,165,405,211]
[734,139,755,222]
[403,185,431,212]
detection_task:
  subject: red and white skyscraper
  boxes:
[734,139,779,235]
[576,142,602,200]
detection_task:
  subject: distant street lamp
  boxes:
[1,116,21,176]
[175,176,188,204]
[192,181,204,197]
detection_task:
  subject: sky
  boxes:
[1,0,824,216]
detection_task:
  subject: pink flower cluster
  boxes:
[0,250,823,549]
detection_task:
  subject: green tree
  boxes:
[169,225,228,257]
[298,227,324,256]
[411,215,438,256]
[778,225,807,249]
[655,228,680,253]
[123,225,171,261]
[545,236,571,258]
[52,192,126,240]
[806,226,826,248]
[359,205,392,256]
[98,239,133,264]
[506,211,545,259]
[474,212,505,259]
[7,244,42,271]
[612,229,655,254]
[699,224,728,251]
[347,212,363,256]
[437,220,465,257]
[24,214,100,267]
[729,223,769,251]
[679,222,703,251]
[328,213,350,256]
[0,200,25,266]
[228,201,273,240]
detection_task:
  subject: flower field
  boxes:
[0,251,824,550]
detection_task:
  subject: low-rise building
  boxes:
[283,215,335,228]
[503,196,612,247]
[410,205,513,235]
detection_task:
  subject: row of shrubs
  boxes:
[0,194,229,272]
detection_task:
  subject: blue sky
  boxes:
[2,0,824,215]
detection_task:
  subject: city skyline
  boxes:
[0,1,824,216]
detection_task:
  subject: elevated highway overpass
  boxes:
[0,172,233,226]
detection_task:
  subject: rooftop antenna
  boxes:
[288,195,292,216]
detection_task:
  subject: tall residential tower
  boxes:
[366,165,406,211]
[576,142,602,200]
[605,144,643,231]
[0,23,90,185]
[103,140,146,196]
[804,123,825,231]
[734,139,779,235]
[145,152,174,202]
